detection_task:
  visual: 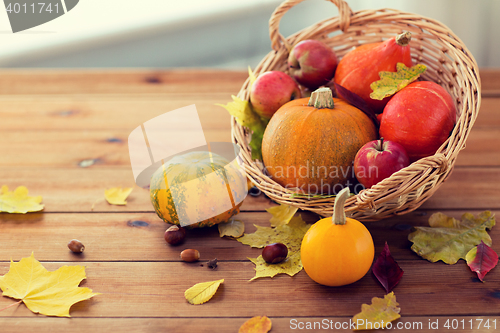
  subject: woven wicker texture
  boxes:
[231,0,481,220]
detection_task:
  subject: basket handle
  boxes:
[269,0,353,52]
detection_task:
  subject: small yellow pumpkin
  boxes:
[301,187,374,286]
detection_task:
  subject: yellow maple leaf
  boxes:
[353,292,401,330]
[104,187,133,205]
[266,204,298,227]
[238,215,310,280]
[0,185,44,214]
[370,63,427,100]
[239,316,272,333]
[218,218,245,238]
[408,211,495,264]
[0,253,99,317]
[184,279,224,305]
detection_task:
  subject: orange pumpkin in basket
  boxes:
[262,87,377,194]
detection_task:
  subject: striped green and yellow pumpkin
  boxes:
[150,151,245,228]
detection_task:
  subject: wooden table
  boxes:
[0,69,499,332]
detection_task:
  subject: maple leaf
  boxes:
[465,241,499,282]
[249,252,303,281]
[372,242,404,293]
[408,211,495,264]
[218,218,245,238]
[184,279,224,305]
[238,215,310,280]
[217,89,266,160]
[0,253,99,317]
[239,316,272,333]
[266,204,298,227]
[0,185,44,214]
[352,292,401,331]
[370,63,427,100]
[104,187,133,205]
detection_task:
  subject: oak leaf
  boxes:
[408,211,495,264]
[218,218,245,238]
[370,63,427,100]
[0,253,99,317]
[266,204,298,227]
[184,279,224,305]
[104,187,133,205]
[0,185,44,214]
[238,215,310,280]
[239,316,272,333]
[466,240,498,282]
[353,292,401,330]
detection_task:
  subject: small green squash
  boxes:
[150,151,245,228]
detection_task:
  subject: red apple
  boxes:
[288,40,338,90]
[379,81,456,162]
[250,71,301,120]
[354,138,410,189]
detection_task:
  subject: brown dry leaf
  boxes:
[266,204,298,227]
[353,292,401,330]
[0,185,44,214]
[408,211,495,264]
[239,316,272,333]
[0,253,99,317]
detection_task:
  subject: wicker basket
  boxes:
[231,0,481,221]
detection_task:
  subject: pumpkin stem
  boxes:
[396,31,411,47]
[307,87,334,109]
[332,187,350,225]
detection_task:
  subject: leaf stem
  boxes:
[0,300,22,312]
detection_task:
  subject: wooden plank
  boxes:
[1,316,499,333]
[0,70,248,95]
[0,210,497,262]
[455,128,500,166]
[0,96,234,132]
[0,260,497,318]
[0,69,496,96]
[479,69,500,97]
[1,166,499,213]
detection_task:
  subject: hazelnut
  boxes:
[262,243,288,264]
[164,225,186,245]
[180,249,200,262]
[68,239,85,253]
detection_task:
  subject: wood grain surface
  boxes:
[0,69,499,333]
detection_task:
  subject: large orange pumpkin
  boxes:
[262,87,377,194]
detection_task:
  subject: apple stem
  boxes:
[332,187,350,225]
[308,87,334,109]
[396,31,411,47]
[377,137,385,152]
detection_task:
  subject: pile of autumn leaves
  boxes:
[0,185,498,331]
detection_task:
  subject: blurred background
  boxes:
[0,0,497,68]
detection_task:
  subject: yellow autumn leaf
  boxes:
[239,316,272,333]
[353,292,401,330]
[104,187,133,205]
[0,253,99,317]
[248,66,257,88]
[0,185,44,213]
[370,63,427,100]
[218,218,245,238]
[249,251,303,281]
[184,279,224,305]
[408,211,495,264]
[238,215,310,280]
[267,204,298,227]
